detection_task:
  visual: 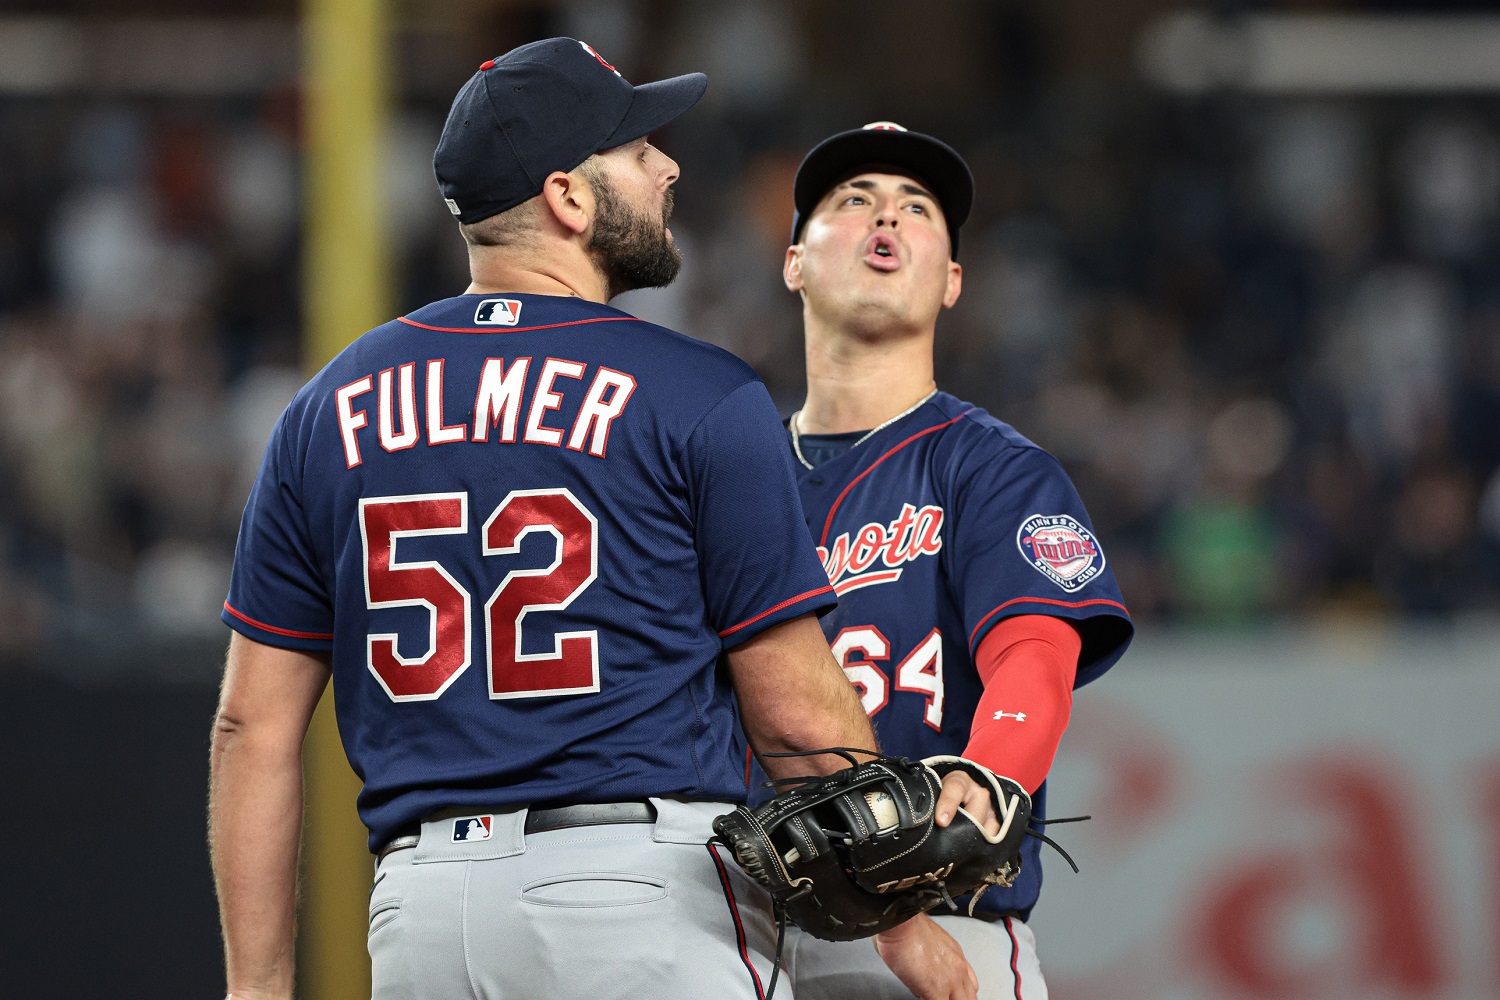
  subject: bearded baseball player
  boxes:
[207,42,981,1000]
[763,123,1135,999]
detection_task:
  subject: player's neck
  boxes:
[466,246,609,302]
[798,316,937,435]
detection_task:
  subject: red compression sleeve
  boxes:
[961,615,1082,795]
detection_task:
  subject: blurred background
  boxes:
[0,0,1496,997]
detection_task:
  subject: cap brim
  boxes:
[602,72,708,149]
[792,129,974,249]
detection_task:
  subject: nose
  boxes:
[874,199,900,229]
[657,150,681,189]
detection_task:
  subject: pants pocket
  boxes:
[520,871,669,908]
[369,896,402,935]
[368,896,414,1000]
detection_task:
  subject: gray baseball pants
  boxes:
[787,914,1047,1000]
[368,799,781,1000]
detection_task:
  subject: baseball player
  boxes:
[764,123,1136,999]
[205,41,982,1000]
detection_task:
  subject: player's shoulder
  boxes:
[612,309,765,390]
[927,392,1059,470]
[916,393,1089,507]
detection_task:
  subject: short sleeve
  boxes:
[222,410,335,651]
[949,444,1132,687]
[685,381,837,648]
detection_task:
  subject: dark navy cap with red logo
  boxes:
[791,122,974,258]
[434,38,708,224]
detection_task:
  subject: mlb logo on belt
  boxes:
[1017,514,1105,593]
[452,815,493,842]
[475,298,523,326]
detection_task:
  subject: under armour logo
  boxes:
[992,710,1027,722]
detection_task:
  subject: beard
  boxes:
[587,176,682,298]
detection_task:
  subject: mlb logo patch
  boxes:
[452,815,493,843]
[474,298,523,326]
[1017,514,1105,593]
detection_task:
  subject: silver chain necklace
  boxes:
[789,389,939,471]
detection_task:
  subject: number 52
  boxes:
[359,489,600,703]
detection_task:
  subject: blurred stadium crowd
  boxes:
[2,1,1499,671]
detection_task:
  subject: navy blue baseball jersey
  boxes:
[766,391,1133,919]
[223,293,836,851]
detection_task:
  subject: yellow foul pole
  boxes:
[301,0,389,996]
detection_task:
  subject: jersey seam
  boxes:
[679,376,765,454]
[686,681,709,791]
[946,408,1057,523]
[673,376,766,495]
[953,407,1055,457]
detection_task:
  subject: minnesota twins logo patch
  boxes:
[1017,514,1104,593]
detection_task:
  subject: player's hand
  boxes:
[935,767,1001,837]
[872,912,979,1000]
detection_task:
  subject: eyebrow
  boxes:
[839,178,937,201]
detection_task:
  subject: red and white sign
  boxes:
[1033,632,1500,1000]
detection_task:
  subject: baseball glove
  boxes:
[712,750,1033,942]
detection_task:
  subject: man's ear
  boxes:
[942,260,962,309]
[539,169,593,236]
[783,244,805,293]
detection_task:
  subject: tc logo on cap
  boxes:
[475,298,523,326]
[863,121,909,132]
[579,41,621,77]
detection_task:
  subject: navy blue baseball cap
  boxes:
[434,38,708,224]
[791,122,974,258]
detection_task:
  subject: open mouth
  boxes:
[864,232,901,271]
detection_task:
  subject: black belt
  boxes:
[376,801,658,864]
[525,801,657,834]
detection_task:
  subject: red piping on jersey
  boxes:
[223,601,334,641]
[968,596,1130,650]
[743,746,755,788]
[707,843,768,1000]
[397,315,645,335]
[1006,916,1024,1000]
[818,410,973,546]
[718,586,834,638]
